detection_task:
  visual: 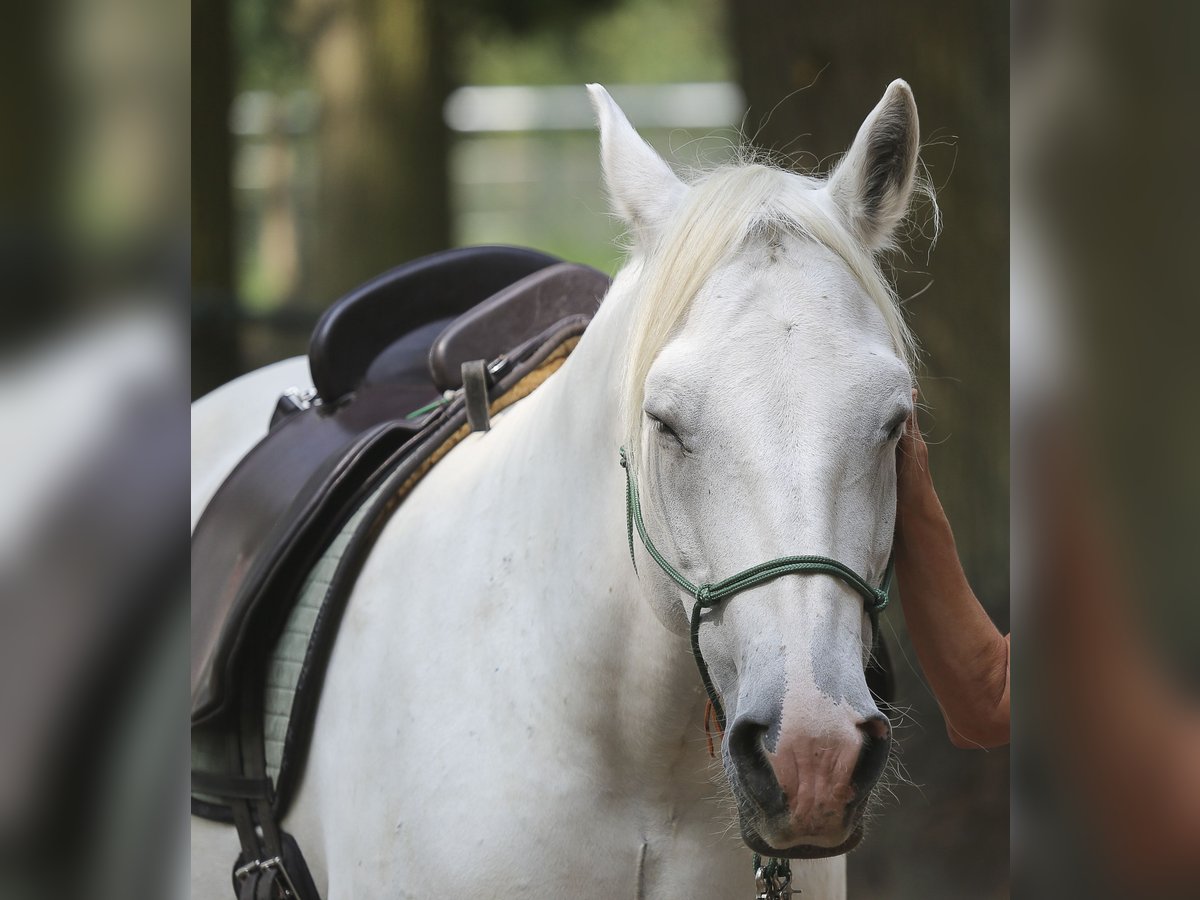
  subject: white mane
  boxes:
[620,162,918,451]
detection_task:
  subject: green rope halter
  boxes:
[619,447,892,731]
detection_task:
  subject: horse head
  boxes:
[590,80,923,858]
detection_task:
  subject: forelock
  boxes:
[620,162,915,455]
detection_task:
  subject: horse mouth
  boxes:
[740,820,865,860]
[732,784,872,859]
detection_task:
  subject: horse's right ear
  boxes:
[587,84,685,246]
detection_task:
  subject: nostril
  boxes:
[859,714,891,742]
[727,716,781,807]
[851,715,892,798]
[727,715,768,765]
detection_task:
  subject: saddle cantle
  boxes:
[309,244,560,402]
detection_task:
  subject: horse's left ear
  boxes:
[827,79,921,252]
[587,83,686,246]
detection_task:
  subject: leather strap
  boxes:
[228,662,311,900]
[462,360,491,433]
[236,865,260,900]
[192,771,274,800]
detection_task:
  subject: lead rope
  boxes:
[620,447,892,899]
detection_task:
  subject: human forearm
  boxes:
[894,429,1010,748]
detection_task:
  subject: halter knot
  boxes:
[695,584,714,606]
[872,588,889,613]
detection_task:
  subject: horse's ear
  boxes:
[587,83,685,245]
[826,79,921,252]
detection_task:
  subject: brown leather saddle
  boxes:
[192,247,608,725]
[191,246,609,899]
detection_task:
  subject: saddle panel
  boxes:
[309,245,560,402]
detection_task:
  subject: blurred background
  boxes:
[193,1,1009,898]
[1011,1,1200,897]
[0,0,187,898]
[8,0,1200,897]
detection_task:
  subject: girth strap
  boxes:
[618,447,893,730]
[223,665,321,900]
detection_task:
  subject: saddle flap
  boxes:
[428,262,611,391]
[309,245,560,403]
[190,388,430,724]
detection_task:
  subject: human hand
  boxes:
[897,389,933,507]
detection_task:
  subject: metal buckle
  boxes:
[234,856,300,898]
[487,355,511,382]
[282,387,319,410]
[754,858,797,899]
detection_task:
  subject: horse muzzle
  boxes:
[725,709,891,857]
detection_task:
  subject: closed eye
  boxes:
[647,412,687,450]
[884,410,909,443]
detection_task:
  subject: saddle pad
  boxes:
[191,479,382,804]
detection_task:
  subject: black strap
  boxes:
[462,359,491,432]
[226,661,320,899]
[193,771,274,800]
[256,865,282,900]
[232,832,322,900]
[233,857,288,900]
[236,865,257,900]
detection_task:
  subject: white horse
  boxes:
[192,80,924,899]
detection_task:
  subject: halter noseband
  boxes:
[619,447,892,731]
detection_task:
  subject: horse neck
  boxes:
[507,262,712,784]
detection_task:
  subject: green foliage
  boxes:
[232,0,731,91]
[458,0,731,85]
[446,0,620,34]
[234,0,306,90]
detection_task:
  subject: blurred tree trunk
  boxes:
[0,4,65,348]
[300,0,451,306]
[725,3,1008,897]
[727,3,1007,604]
[192,0,241,397]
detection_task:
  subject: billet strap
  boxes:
[192,771,274,800]
[461,359,491,433]
[225,666,321,900]
[619,448,893,730]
